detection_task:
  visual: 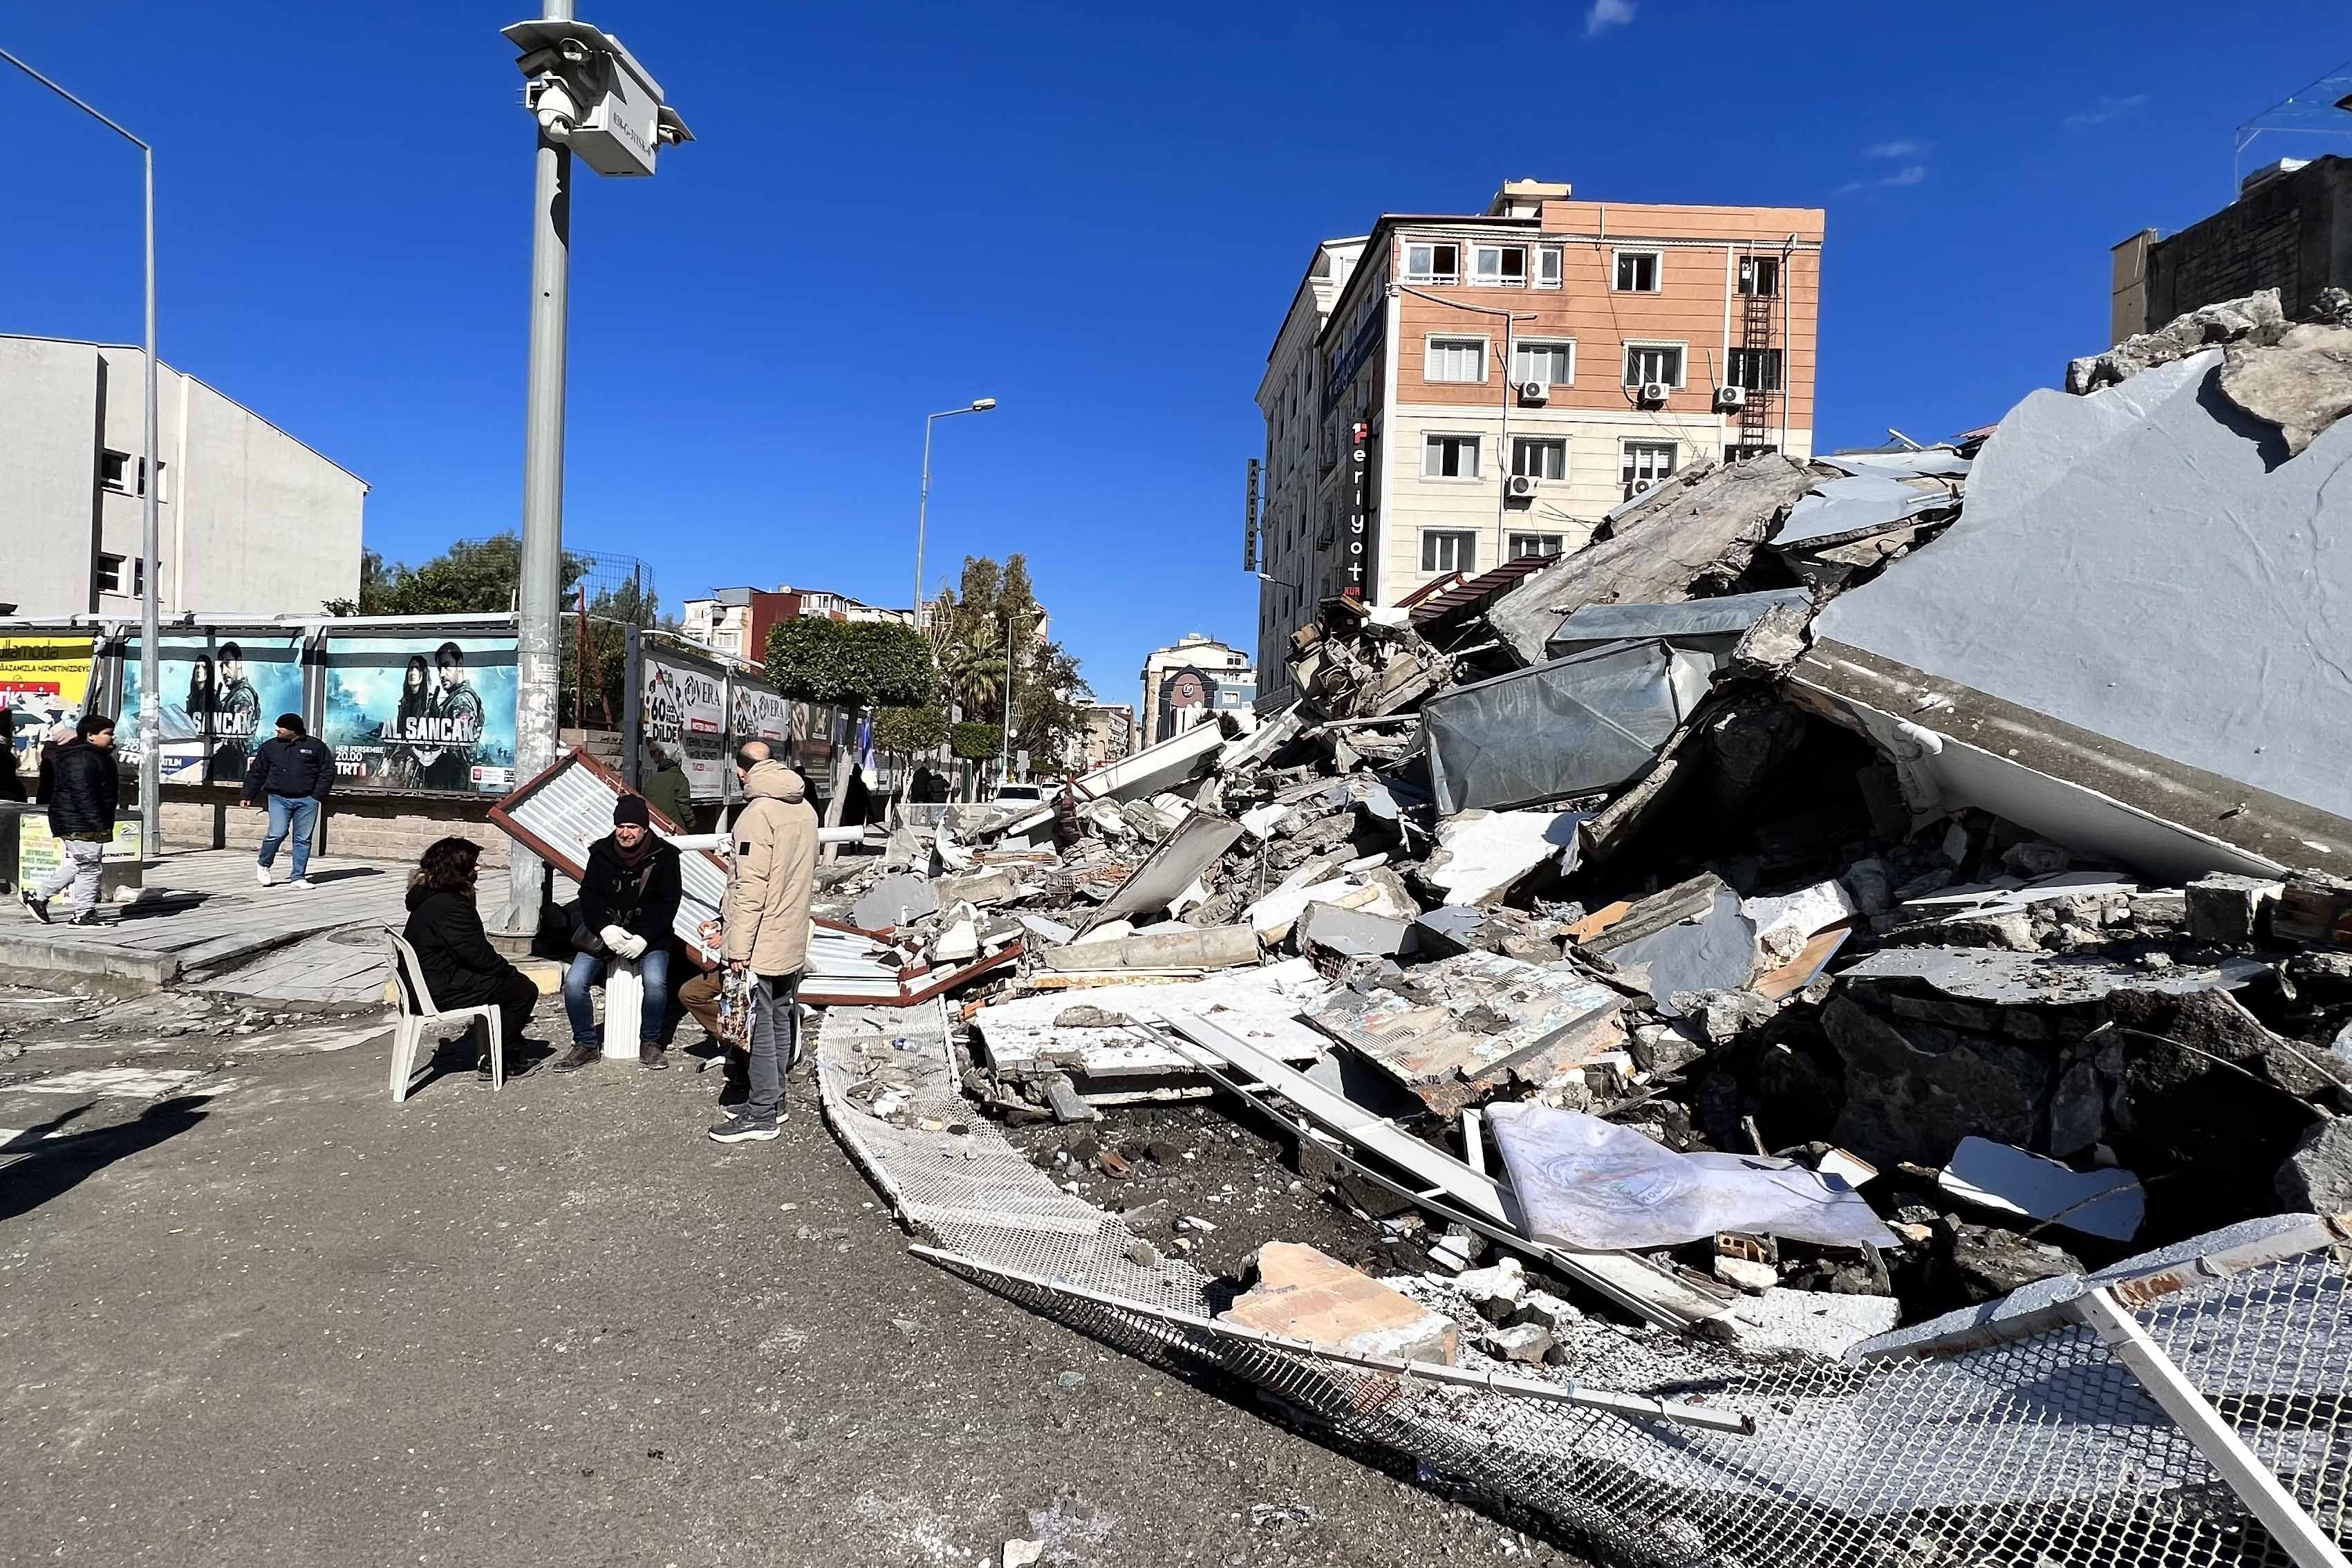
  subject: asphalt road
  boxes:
[0,987,1585,1567]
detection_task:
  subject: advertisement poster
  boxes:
[323,634,519,794]
[0,634,95,769]
[118,633,304,785]
[17,817,141,892]
[642,653,730,801]
[729,682,793,746]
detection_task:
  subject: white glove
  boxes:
[599,924,635,958]
[619,932,649,960]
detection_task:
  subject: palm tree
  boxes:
[940,628,1005,718]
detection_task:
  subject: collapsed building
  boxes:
[613,292,2352,1567]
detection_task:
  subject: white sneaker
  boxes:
[287,878,312,890]
[254,864,270,886]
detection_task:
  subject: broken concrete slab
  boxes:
[1422,641,1714,814]
[1744,879,1859,968]
[1038,924,1261,975]
[1771,472,1957,551]
[1481,1323,1553,1365]
[1293,901,1415,962]
[1822,993,2047,1167]
[1218,1242,1459,1365]
[1079,810,1248,936]
[850,872,939,931]
[1937,1135,2145,1243]
[970,960,1333,1081]
[2066,288,2287,395]
[1727,1288,1902,1359]
[1838,946,2272,1007]
[1424,809,1583,907]
[1582,881,1758,1018]
[1304,951,1624,1112]
[1485,454,1823,665]
[1797,347,2352,880]
[2276,1114,2352,1212]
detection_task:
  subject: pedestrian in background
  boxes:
[242,713,335,888]
[33,722,74,803]
[401,837,535,1081]
[0,710,23,803]
[708,739,815,1144]
[21,713,119,927]
[640,740,695,829]
[556,794,682,1074]
[1052,777,1083,852]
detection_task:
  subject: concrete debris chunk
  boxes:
[1217,1242,1459,1365]
[850,872,938,931]
[1424,809,1583,907]
[1038,924,1259,974]
[2184,872,2285,945]
[2217,322,2352,456]
[2064,287,2286,395]
[2275,1114,2352,1213]
[1481,1322,1554,1364]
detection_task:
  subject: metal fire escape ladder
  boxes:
[1739,258,1775,453]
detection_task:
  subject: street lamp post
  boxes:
[1000,618,1015,785]
[2,49,162,860]
[497,6,691,936]
[914,398,996,626]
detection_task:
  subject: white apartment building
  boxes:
[1139,633,1255,746]
[0,335,366,619]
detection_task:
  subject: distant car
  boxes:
[991,783,1046,805]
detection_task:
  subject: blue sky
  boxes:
[4,2,2345,713]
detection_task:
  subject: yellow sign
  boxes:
[0,634,95,754]
[16,816,140,890]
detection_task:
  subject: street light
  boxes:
[496,4,691,937]
[1,48,162,860]
[914,399,998,628]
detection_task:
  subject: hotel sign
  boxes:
[1345,420,1370,600]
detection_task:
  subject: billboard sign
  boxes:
[323,633,519,794]
[118,631,304,785]
[642,651,729,800]
[0,633,95,771]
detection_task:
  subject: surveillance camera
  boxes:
[558,38,590,64]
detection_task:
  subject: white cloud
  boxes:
[2064,93,2148,129]
[1865,140,1921,158]
[1585,0,1635,35]
[1834,164,1928,197]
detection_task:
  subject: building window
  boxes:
[1614,250,1661,292]
[1739,256,1780,297]
[1623,343,1686,388]
[1471,244,1527,287]
[1422,530,1477,573]
[138,458,167,501]
[1622,440,1679,498]
[1424,336,1486,384]
[1726,443,1780,461]
[100,451,130,491]
[1513,340,1574,387]
[1536,248,1563,289]
[1404,242,1460,283]
[1511,438,1567,480]
[95,554,124,593]
[1727,347,1783,391]
[1423,434,1481,478]
[1509,533,1565,559]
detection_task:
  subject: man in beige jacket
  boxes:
[708,740,818,1144]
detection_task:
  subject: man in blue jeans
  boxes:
[240,713,335,888]
[556,794,684,1073]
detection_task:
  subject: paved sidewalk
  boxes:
[0,849,422,1000]
[0,993,1578,1568]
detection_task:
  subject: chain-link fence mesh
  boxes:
[816,1005,2352,1568]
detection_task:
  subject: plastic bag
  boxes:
[1486,1103,1896,1251]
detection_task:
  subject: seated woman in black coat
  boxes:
[401,837,538,1079]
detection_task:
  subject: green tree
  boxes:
[324,532,588,617]
[871,702,948,759]
[766,617,934,850]
[949,720,1001,762]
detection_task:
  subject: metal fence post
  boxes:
[622,624,642,789]
[2071,1285,2350,1568]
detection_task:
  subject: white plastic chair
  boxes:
[387,931,503,1100]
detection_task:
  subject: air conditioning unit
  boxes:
[1624,478,1659,502]
[1506,474,1538,498]
[1518,380,1549,404]
[1717,384,1748,410]
[1639,381,1670,407]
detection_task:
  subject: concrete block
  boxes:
[1220,1242,1458,1365]
[1294,900,1413,960]
[1482,1323,1553,1365]
[2184,873,2284,945]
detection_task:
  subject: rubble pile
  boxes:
[819,290,2352,1375]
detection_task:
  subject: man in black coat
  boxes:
[22,713,119,927]
[557,794,684,1074]
[242,713,336,888]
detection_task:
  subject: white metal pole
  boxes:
[138,145,160,857]
[505,0,574,936]
[1000,618,1014,784]
[915,413,935,629]
[0,49,162,855]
